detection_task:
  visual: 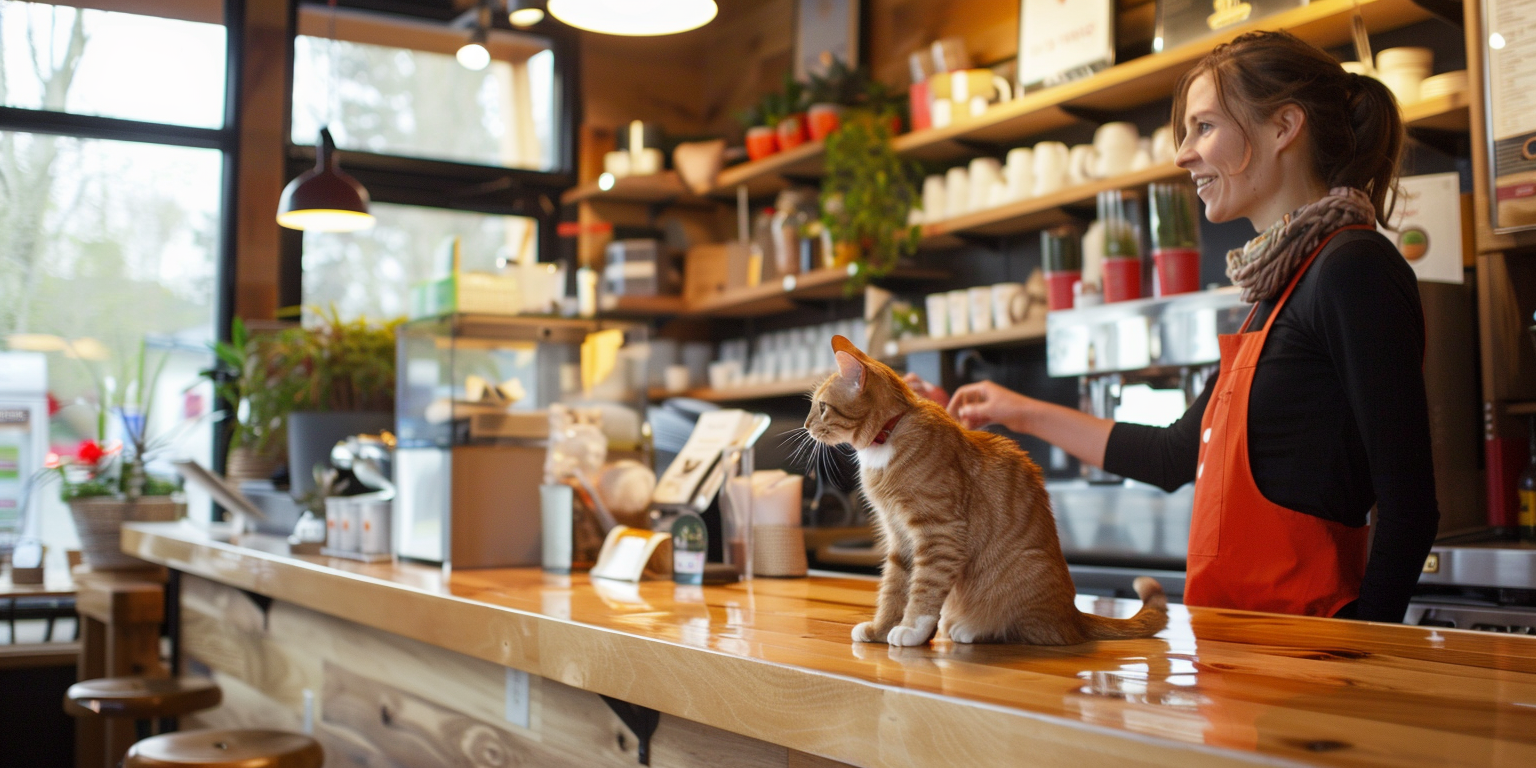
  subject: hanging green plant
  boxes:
[820,110,921,287]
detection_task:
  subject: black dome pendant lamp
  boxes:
[277,0,374,232]
[277,127,375,232]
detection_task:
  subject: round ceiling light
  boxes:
[547,0,717,36]
[277,128,376,233]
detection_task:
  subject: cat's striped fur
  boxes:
[804,336,1168,646]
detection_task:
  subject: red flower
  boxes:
[76,440,105,465]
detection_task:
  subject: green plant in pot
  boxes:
[273,307,402,499]
[49,341,195,570]
[200,317,290,485]
[819,110,922,287]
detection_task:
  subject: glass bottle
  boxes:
[1519,415,1535,541]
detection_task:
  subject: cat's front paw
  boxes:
[851,621,886,643]
[945,622,981,644]
[887,616,937,647]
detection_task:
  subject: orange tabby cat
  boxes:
[803,336,1167,646]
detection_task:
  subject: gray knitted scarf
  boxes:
[1225,187,1375,303]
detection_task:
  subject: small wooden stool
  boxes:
[65,676,222,719]
[125,729,323,768]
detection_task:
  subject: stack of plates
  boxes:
[1419,70,1468,100]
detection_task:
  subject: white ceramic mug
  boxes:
[946,289,971,336]
[991,282,1028,328]
[1151,126,1177,165]
[968,286,994,334]
[925,293,949,338]
[1068,144,1096,185]
[945,166,971,218]
[603,150,632,178]
[1005,147,1034,202]
[1092,122,1140,178]
[338,499,360,552]
[632,147,664,175]
[1033,142,1069,197]
[665,364,691,393]
[968,157,1003,212]
[358,499,391,555]
[1130,140,1153,172]
[922,174,948,223]
[986,180,1010,209]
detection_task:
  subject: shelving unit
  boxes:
[653,376,824,403]
[891,0,1432,163]
[1507,402,1536,417]
[686,264,947,318]
[895,316,1049,356]
[707,140,825,199]
[561,171,715,208]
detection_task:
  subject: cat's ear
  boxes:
[835,351,864,389]
[830,335,859,356]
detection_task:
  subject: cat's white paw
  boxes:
[887,616,937,647]
[946,622,981,644]
[851,621,882,643]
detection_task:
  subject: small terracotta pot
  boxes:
[807,104,843,141]
[745,126,779,161]
[777,114,809,150]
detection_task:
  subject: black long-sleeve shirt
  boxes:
[1103,229,1439,623]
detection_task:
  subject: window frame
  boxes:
[0,0,245,470]
[279,1,581,310]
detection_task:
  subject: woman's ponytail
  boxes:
[1338,72,1403,225]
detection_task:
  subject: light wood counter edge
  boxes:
[123,523,1293,768]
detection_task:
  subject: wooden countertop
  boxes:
[123,522,1536,768]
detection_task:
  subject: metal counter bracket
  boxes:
[601,695,661,765]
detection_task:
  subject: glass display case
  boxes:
[393,313,647,569]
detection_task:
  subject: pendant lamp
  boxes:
[277,0,374,232]
[507,0,545,27]
[276,128,375,232]
[547,0,716,36]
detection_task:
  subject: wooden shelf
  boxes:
[598,294,689,317]
[895,316,1048,356]
[919,163,1185,248]
[655,376,825,403]
[686,264,946,318]
[1506,401,1536,417]
[708,141,825,200]
[1403,91,1471,132]
[891,0,1432,163]
[561,171,714,208]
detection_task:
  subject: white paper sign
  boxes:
[1379,173,1465,284]
[1018,0,1115,91]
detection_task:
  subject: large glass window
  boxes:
[0,0,227,565]
[292,8,557,170]
[303,203,538,320]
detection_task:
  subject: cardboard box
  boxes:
[685,243,733,305]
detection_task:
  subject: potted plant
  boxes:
[819,110,922,287]
[200,317,289,485]
[807,59,906,140]
[273,307,401,498]
[739,95,782,161]
[49,342,194,570]
[773,74,810,152]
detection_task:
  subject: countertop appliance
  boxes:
[1408,538,1536,634]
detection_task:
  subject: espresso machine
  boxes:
[1045,288,1251,598]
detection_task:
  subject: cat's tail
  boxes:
[1078,577,1169,640]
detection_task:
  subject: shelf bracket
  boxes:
[1407,126,1470,157]
[1058,104,1121,126]
[601,695,660,765]
[951,232,1008,252]
[1408,0,1465,27]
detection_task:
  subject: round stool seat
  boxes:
[125,729,323,768]
[65,677,222,719]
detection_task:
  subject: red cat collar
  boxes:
[872,413,904,446]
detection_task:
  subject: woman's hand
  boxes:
[948,381,1034,432]
[903,373,950,407]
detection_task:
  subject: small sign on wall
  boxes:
[1380,173,1466,284]
[1018,0,1116,93]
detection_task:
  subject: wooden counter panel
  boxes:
[127,523,1536,767]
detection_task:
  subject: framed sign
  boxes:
[1485,0,1536,233]
[795,0,861,81]
[1018,0,1116,93]
[1154,0,1308,53]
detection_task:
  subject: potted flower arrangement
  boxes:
[807,59,906,140]
[739,74,809,161]
[50,342,193,570]
[271,307,401,499]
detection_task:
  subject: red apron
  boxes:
[1184,226,1372,617]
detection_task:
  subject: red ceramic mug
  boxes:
[1103,257,1143,303]
[1043,270,1080,311]
[777,114,809,151]
[1154,248,1200,296]
[808,104,842,141]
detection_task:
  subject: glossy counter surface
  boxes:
[123,522,1536,767]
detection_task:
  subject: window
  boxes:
[286,5,576,320]
[0,0,232,558]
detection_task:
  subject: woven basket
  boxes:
[225,447,280,486]
[752,525,808,578]
[68,496,182,570]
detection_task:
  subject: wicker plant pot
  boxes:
[67,496,182,570]
[225,447,279,486]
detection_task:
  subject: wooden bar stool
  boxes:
[65,676,222,720]
[125,730,323,768]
